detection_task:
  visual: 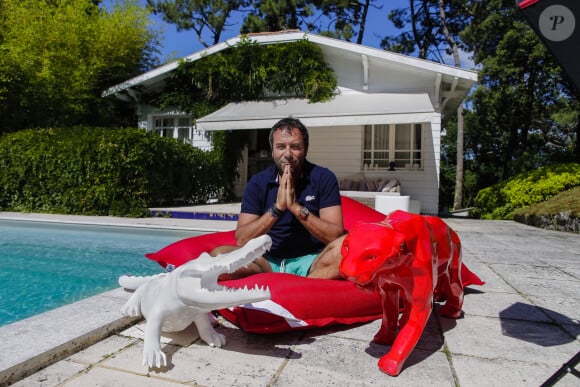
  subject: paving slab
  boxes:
[3,214,580,386]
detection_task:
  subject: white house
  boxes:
[103,30,478,215]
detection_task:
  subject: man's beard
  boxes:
[276,159,302,177]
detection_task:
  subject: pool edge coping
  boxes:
[0,212,237,233]
[0,211,236,385]
[0,288,139,386]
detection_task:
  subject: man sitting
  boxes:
[212,118,345,279]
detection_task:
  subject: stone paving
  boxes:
[1,212,579,386]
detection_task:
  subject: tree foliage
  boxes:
[461,0,579,189]
[310,0,381,43]
[384,0,578,210]
[148,0,380,47]
[147,0,247,47]
[241,0,314,33]
[0,0,159,132]
[382,0,470,62]
[439,113,478,210]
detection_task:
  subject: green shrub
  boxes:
[473,163,580,219]
[0,127,225,217]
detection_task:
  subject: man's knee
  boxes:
[210,245,239,256]
[318,235,346,263]
[210,246,273,280]
[308,235,346,279]
[253,257,272,272]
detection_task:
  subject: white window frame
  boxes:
[152,116,193,144]
[362,123,423,170]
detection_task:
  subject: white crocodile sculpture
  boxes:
[119,234,272,368]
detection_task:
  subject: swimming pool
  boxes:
[0,220,201,327]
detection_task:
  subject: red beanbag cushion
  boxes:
[145,230,236,269]
[144,195,483,333]
[145,195,381,268]
[218,273,382,333]
[340,195,386,230]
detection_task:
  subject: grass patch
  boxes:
[513,186,580,217]
[513,186,579,233]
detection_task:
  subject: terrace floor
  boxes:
[1,206,579,386]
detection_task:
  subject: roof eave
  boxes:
[102,31,478,98]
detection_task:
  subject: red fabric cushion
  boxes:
[145,230,236,268]
[144,196,484,333]
[144,195,377,268]
[218,273,382,333]
[340,195,386,230]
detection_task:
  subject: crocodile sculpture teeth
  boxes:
[118,234,272,368]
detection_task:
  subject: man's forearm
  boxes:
[299,214,344,244]
[289,204,345,244]
[235,212,276,246]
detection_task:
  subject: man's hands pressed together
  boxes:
[275,164,302,219]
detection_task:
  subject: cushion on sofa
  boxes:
[339,174,400,193]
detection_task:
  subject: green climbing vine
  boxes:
[153,36,338,117]
[145,36,338,200]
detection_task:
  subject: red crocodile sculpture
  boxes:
[339,210,464,376]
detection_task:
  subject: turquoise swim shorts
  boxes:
[265,252,319,277]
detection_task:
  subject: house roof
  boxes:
[103,30,478,117]
[196,92,435,130]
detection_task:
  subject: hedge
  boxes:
[472,163,580,219]
[0,127,224,217]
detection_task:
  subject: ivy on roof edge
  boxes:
[150,37,338,118]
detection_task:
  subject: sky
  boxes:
[103,0,408,63]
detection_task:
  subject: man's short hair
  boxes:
[269,118,309,150]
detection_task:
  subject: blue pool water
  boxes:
[0,220,202,327]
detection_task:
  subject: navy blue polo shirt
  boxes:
[241,161,341,258]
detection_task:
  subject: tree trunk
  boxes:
[576,111,580,162]
[356,0,371,45]
[438,0,464,210]
[453,104,464,210]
